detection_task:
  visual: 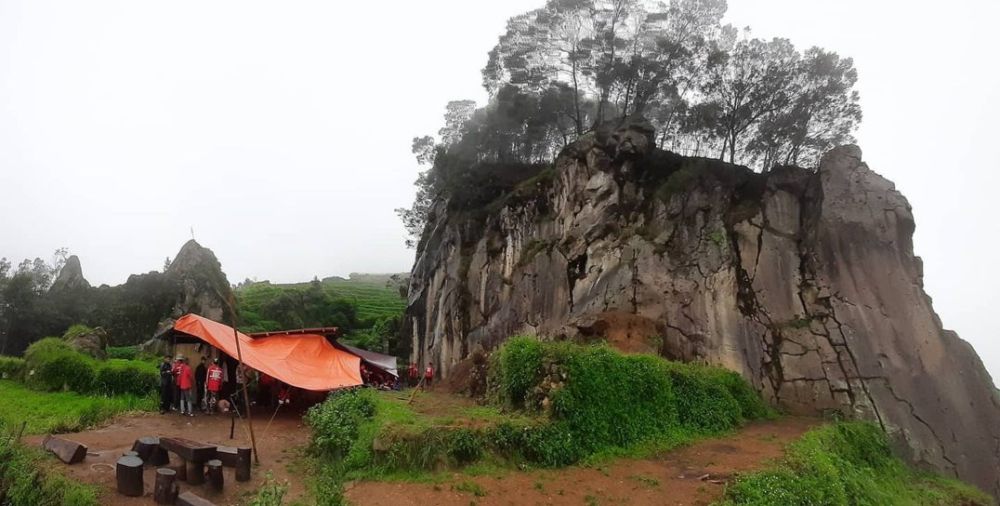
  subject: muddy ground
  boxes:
[27,408,312,505]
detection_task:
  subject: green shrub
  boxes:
[305,389,377,460]
[106,346,138,360]
[448,428,486,464]
[493,336,544,407]
[247,472,289,506]
[94,361,157,396]
[0,356,25,380]
[721,422,993,506]
[23,337,74,369]
[490,337,768,465]
[30,350,96,393]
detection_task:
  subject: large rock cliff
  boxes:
[405,126,1000,497]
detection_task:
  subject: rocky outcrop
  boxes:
[145,240,236,346]
[64,325,108,359]
[50,255,91,293]
[405,127,1000,497]
[164,240,234,323]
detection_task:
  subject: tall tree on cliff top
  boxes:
[748,47,862,167]
[697,35,799,164]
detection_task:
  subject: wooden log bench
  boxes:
[133,436,170,466]
[177,491,217,506]
[42,435,88,464]
[160,437,217,486]
[215,445,252,482]
[115,455,144,497]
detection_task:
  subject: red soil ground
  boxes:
[27,409,313,506]
[345,417,817,506]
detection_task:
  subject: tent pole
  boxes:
[228,298,261,465]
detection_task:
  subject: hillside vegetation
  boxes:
[235,274,407,356]
[301,337,773,503]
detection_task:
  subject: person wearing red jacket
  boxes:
[175,357,195,416]
[205,358,224,414]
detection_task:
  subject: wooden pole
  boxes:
[227,295,260,465]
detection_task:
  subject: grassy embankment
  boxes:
[295,336,774,504]
[292,337,993,506]
[720,422,993,505]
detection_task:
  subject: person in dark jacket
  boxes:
[158,355,173,414]
[195,357,208,412]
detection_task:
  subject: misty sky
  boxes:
[1,0,997,383]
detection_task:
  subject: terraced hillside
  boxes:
[235,273,408,352]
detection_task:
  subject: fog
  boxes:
[1,0,996,382]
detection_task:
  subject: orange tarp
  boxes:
[173,314,362,391]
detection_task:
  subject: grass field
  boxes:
[0,380,155,435]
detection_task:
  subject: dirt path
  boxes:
[27,409,312,505]
[345,417,816,506]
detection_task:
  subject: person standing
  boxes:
[408,362,418,388]
[158,355,173,414]
[195,357,208,412]
[205,358,223,414]
[176,357,195,417]
[423,364,434,390]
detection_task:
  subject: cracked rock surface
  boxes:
[404,130,1000,498]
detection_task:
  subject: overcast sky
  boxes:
[1,0,997,383]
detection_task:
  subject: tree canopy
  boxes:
[398,0,862,246]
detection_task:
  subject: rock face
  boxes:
[164,240,235,324]
[50,255,91,293]
[405,127,1000,497]
[146,240,236,346]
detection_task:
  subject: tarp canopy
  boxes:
[172,314,362,391]
[336,342,399,377]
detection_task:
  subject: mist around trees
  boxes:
[398,0,862,247]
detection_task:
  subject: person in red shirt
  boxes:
[205,358,224,414]
[407,362,418,388]
[423,364,434,390]
[176,357,195,416]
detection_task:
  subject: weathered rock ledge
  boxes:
[405,126,1000,497]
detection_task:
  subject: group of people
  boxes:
[158,355,226,416]
[406,362,434,389]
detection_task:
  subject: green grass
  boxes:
[0,422,99,505]
[719,422,994,506]
[0,380,155,434]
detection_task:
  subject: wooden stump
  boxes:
[132,436,159,461]
[153,468,178,504]
[235,446,251,482]
[186,459,205,485]
[122,450,139,458]
[177,491,217,506]
[42,435,88,464]
[205,459,224,492]
[115,456,144,497]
